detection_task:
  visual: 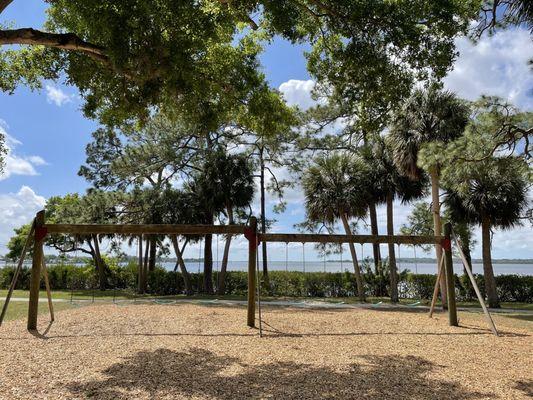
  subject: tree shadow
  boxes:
[67,347,494,400]
[514,380,533,397]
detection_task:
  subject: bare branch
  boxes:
[0,0,14,15]
[0,28,111,65]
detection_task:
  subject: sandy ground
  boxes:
[0,303,531,400]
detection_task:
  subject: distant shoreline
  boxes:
[326,258,533,264]
[2,257,532,265]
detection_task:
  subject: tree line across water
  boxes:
[0,1,531,308]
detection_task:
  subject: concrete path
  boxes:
[2,296,532,315]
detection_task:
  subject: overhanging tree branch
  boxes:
[0,0,14,15]
[0,28,111,65]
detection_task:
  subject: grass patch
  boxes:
[1,290,532,311]
[0,300,75,322]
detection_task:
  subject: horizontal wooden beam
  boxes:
[259,233,443,245]
[43,224,247,235]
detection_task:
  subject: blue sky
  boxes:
[0,1,532,261]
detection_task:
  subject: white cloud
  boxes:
[45,84,73,106]
[278,79,317,110]
[444,28,533,110]
[0,125,47,181]
[0,186,46,254]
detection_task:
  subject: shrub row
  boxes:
[1,263,532,303]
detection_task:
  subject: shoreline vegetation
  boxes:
[2,256,533,265]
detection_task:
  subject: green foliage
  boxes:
[419,97,532,173]
[299,0,477,123]
[2,0,478,130]
[400,202,434,252]
[37,1,265,125]
[2,264,531,303]
[390,87,470,179]
[358,137,428,205]
[0,46,60,93]
[6,223,33,261]
[302,153,371,225]
[362,259,409,297]
[79,113,202,190]
[402,274,437,300]
[400,202,477,256]
[197,150,255,219]
[496,275,533,303]
[443,157,529,229]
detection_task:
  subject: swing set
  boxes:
[0,210,498,336]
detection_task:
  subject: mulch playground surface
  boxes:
[0,303,531,399]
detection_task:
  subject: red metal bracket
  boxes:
[244,227,260,247]
[440,238,451,251]
[35,226,48,242]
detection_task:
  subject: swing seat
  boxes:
[154,299,176,305]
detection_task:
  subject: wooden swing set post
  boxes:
[443,223,458,326]
[247,217,257,328]
[428,224,458,327]
[28,210,46,331]
[0,219,36,326]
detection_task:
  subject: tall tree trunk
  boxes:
[481,215,500,308]
[430,168,447,308]
[92,235,106,291]
[171,235,192,295]
[340,213,365,301]
[368,201,382,271]
[217,206,234,295]
[386,193,399,303]
[456,224,475,300]
[138,235,144,294]
[148,237,157,272]
[204,233,214,294]
[143,237,149,292]
[259,149,269,286]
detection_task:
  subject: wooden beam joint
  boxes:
[35,226,48,242]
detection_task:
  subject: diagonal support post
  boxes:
[0,219,36,326]
[452,232,498,336]
[41,259,54,322]
[428,252,445,319]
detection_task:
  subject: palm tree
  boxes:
[201,151,254,295]
[443,157,529,308]
[359,139,428,302]
[302,153,371,301]
[185,150,254,294]
[389,87,469,305]
[185,173,225,295]
[158,188,203,295]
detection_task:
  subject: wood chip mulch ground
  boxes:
[0,303,531,399]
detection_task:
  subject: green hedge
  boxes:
[1,263,532,303]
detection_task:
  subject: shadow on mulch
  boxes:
[66,347,494,400]
[22,323,517,341]
[514,380,533,397]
